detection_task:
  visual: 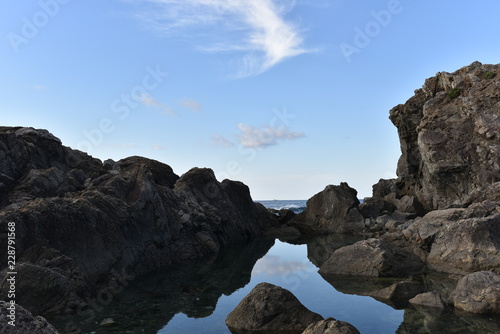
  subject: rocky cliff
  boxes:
[389,61,500,211]
[0,127,276,318]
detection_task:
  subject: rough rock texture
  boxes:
[319,238,424,278]
[225,282,323,334]
[303,318,360,334]
[449,271,500,314]
[289,183,364,234]
[0,301,60,333]
[0,127,277,317]
[396,208,500,274]
[389,61,500,211]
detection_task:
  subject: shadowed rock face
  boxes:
[0,127,277,318]
[289,183,364,234]
[389,61,500,211]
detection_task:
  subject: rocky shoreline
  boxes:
[1,61,499,333]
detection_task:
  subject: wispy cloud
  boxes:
[137,92,176,115]
[130,0,310,77]
[151,144,166,150]
[237,123,305,148]
[179,98,202,111]
[34,84,49,91]
[211,134,235,147]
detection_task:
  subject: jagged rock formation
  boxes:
[389,61,500,211]
[0,127,277,318]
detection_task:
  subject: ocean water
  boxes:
[50,200,500,334]
[257,199,307,214]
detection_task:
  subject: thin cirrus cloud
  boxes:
[137,92,176,115]
[237,123,305,148]
[212,123,305,148]
[130,0,310,77]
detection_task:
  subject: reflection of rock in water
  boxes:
[397,308,500,334]
[306,234,365,267]
[49,237,274,334]
[320,270,500,333]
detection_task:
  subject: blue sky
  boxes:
[1,0,500,200]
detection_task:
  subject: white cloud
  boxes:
[237,123,304,148]
[130,0,310,77]
[211,134,235,147]
[179,98,202,111]
[138,92,176,115]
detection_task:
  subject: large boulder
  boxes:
[319,238,424,278]
[389,61,500,211]
[225,282,323,333]
[289,183,364,234]
[449,271,500,314]
[0,127,277,318]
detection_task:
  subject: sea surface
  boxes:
[257,199,307,213]
[50,200,500,334]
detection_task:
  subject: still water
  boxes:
[50,201,500,333]
[160,238,403,334]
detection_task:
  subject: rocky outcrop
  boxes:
[319,238,424,278]
[0,127,277,318]
[389,61,500,211]
[289,183,364,234]
[225,282,323,334]
[449,271,500,314]
[0,301,60,334]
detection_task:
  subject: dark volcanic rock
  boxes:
[225,282,323,334]
[289,183,363,234]
[0,301,60,334]
[389,61,500,211]
[449,271,500,314]
[0,127,277,318]
[319,238,424,278]
[303,317,360,334]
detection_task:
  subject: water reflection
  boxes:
[50,234,500,334]
[50,238,274,334]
